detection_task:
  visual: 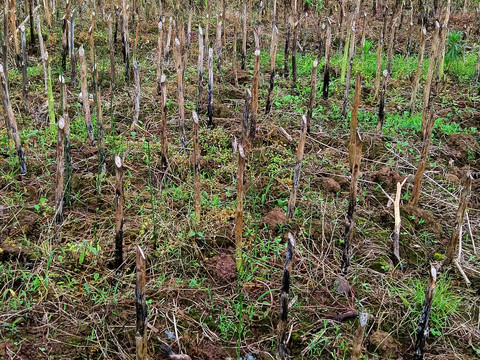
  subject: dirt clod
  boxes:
[371,167,405,189]
[212,253,236,283]
[368,331,399,358]
[322,177,341,192]
[260,208,288,228]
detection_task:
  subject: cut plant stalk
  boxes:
[413,265,436,360]
[207,47,214,128]
[306,58,318,133]
[19,24,28,107]
[352,312,368,359]
[435,0,451,83]
[107,14,115,93]
[197,25,204,112]
[192,111,201,224]
[135,245,147,360]
[8,0,20,68]
[340,17,357,123]
[3,2,8,77]
[265,24,278,115]
[88,12,95,65]
[235,144,246,271]
[79,46,95,145]
[156,20,163,96]
[36,13,48,94]
[46,52,55,128]
[341,129,362,274]
[93,64,105,175]
[0,63,26,174]
[373,6,387,102]
[215,16,222,72]
[55,116,65,225]
[28,0,35,48]
[241,3,247,70]
[160,74,168,171]
[445,171,473,266]
[131,59,140,130]
[121,1,130,81]
[173,38,187,150]
[322,19,331,99]
[164,17,172,62]
[286,115,307,219]
[377,69,388,133]
[69,10,76,87]
[232,19,239,87]
[392,177,408,266]
[242,89,252,145]
[291,2,298,85]
[115,155,124,272]
[283,16,290,78]
[60,75,72,206]
[61,15,68,72]
[278,233,295,360]
[249,28,260,145]
[410,25,426,112]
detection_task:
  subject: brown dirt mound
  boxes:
[371,167,406,190]
[260,208,288,228]
[321,177,341,192]
[212,253,236,283]
[447,133,478,161]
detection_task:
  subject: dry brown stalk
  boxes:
[94,64,105,174]
[283,17,290,78]
[392,177,408,266]
[121,1,130,81]
[115,155,124,272]
[305,58,318,133]
[55,116,65,225]
[286,115,307,219]
[435,0,451,83]
[173,38,187,150]
[165,17,173,62]
[216,15,222,71]
[28,0,35,49]
[197,25,204,112]
[242,89,252,145]
[349,72,362,169]
[340,16,357,122]
[377,69,388,133]
[19,24,27,106]
[60,75,72,205]
[235,144,246,271]
[291,1,298,85]
[352,312,368,359]
[341,130,362,274]
[79,46,95,145]
[421,20,440,126]
[278,233,295,360]
[413,265,437,360]
[410,111,435,207]
[36,13,47,94]
[249,28,261,145]
[131,59,141,130]
[192,111,201,224]
[373,6,387,102]
[0,63,26,174]
[88,12,95,65]
[410,25,427,112]
[8,0,20,67]
[160,74,168,170]
[322,19,331,99]
[135,245,147,360]
[265,24,279,115]
[107,14,115,92]
[241,3,247,70]
[445,172,473,266]
[69,10,76,88]
[43,0,51,27]
[207,47,214,128]
[61,15,68,72]
[232,18,239,87]
[2,2,8,76]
